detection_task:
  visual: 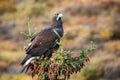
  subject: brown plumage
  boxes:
[21,13,64,67]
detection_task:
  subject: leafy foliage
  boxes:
[20,17,39,40]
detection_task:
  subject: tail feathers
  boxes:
[20,64,29,73]
[21,55,31,65]
[20,56,39,73]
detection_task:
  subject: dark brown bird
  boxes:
[21,13,64,68]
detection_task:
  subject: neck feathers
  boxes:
[51,19,63,28]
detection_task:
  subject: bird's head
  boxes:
[53,13,63,21]
[52,13,63,27]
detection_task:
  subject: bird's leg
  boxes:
[44,49,53,60]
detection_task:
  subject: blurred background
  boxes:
[0,0,120,80]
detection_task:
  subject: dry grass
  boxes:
[63,25,91,50]
[0,74,36,80]
[0,40,19,51]
[0,50,24,63]
[0,40,24,63]
[103,40,120,52]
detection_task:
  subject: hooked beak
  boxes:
[57,13,63,20]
